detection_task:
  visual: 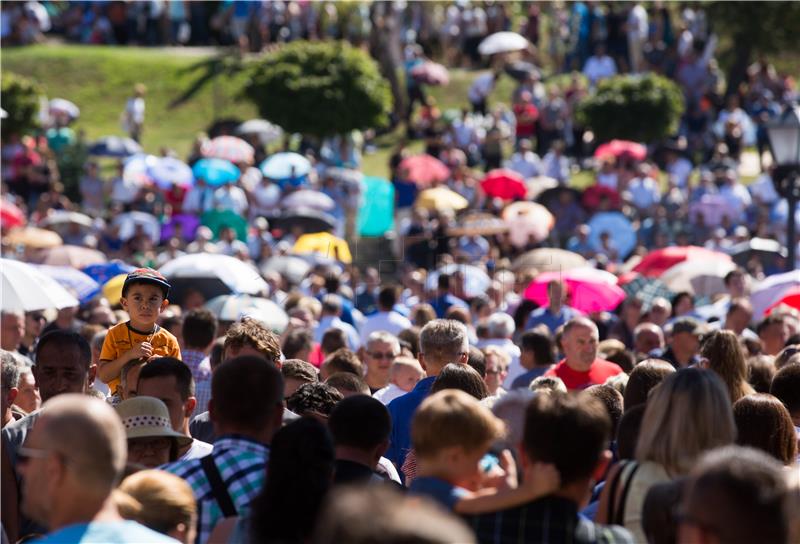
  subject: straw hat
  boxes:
[114,397,193,449]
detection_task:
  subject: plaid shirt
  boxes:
[467,496,634,544]
[183,349,212,418]
[163,435,269,544]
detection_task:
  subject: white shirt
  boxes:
[315,315,361,351]
[468,73,495,104]
[372,383,407,405]
[505,151,542,179]
[359,311,412,344]
[126,97,145,124]
[179,438,213,461]
[583,55,617,85]
[213,185,248,215]
[542,152,570,183]
[627,4,648,40]
[627,176,661,210]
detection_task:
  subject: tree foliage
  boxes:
[576,73,684,144]
[1,72,43,138]
[244,41,392,138]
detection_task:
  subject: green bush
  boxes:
[576,73,684,144]
[1,72,43,138]
[244,41,392,138]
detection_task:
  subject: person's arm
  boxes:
[97,342,151,383]
[454,462,559,515]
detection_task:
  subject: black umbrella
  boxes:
[167,277,233,307]
[504,61,542,82]
[274,206,337,234]
[535,186,583,213]
[730,238,787,267]
[88,136,142,158]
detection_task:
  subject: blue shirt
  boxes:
[32,521,178,543]
[409,476,470,511]
[525,305,581,334]
[429,293,469,319]
[511,366,549,389]
[386,376,436,473]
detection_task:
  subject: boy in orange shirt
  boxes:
[99,268,181,397]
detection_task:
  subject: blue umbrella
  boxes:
[358,176,395,236]
[192,158,240,187]
[88,136,142,157]
[259,152,312,181]
[82,261,135,286]
[588,211,637,259]
[34,265,100,303]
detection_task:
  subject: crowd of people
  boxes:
[2,1,800,544]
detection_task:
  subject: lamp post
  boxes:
[766,105,800,272]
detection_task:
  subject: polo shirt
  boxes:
[544,359,623,391]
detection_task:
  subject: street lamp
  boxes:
[766,105,800,271]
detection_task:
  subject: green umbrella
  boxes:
[201,210,248,241]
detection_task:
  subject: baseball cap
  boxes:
[122,268,171,299]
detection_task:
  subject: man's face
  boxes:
[137,375,188,432]
[33,345,91,403]
[635,329,663,354]
[24,312,46,338]
[760,322,789,356]
[725,308,752,334]
[562,325,598,371]
[15,372,40,413]
[364,341,398,384]
[19,418,57,525]
[1,313,24,351]
[483,354,508,394]
[672,331,700,357]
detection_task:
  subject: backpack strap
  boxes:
[614,461,641,526]
[605,460,627,526]
[200,454,237,518]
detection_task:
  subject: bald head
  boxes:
[37,394,127,491]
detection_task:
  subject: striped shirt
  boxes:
[182,349,212,418]
[163,435,269,544]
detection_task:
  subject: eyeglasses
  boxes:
[368,352,397,360]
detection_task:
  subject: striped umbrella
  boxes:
[32,265,100,303]
[620,274,675,310]
[201,136,255,165]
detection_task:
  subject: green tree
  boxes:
[1,72,43,138]
[244,41,392,138]
[576,73,685,144]
[707,2,800,97]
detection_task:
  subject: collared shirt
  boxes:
[180,438,213,461]
[162,435,269,544]
[386,376,436,473]
[467,495,634,544]
[183,349,212,418]
[525,305,581,334]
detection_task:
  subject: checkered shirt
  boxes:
[163,435,269,544]
[182,349,212,418]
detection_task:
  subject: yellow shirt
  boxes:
[99,322,181,394]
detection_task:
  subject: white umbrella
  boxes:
[751,270,800,317]
[39,211,95,230]
[49,98,80,119]
[1,258,79,312]
[206,294,289,333]
[426,264,491,299]
[661,259,737,297]
[147,157,194,189]
[478,32,530,56]
[160,253,268,299]
[113,211,161,244]
[236,119,283,145]
[282,190,336,211]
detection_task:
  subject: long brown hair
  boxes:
[701,330,754,403]
[733,393,798,465]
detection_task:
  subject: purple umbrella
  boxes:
[160,214,201,243]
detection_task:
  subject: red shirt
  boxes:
[544,358,623,391]
[514,102,539,138]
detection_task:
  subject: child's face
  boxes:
[393,365,424,392]
[121,283,168,329]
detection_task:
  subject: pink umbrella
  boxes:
[689,194,739,227]
[410,62,450,86]
[524,267,625,313]
[201,136,255,165]
[398,155,450,186]
[594,140,647,162]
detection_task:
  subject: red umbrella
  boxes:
[480,169,527,200]
[633,246,732,278]
[582,185,622,211]
[524,268,625,313]
[594,140,647,162]
[398,155,450,186]
[766,285,800,314]
[1,200,26,230]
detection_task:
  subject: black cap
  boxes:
[122,268,171,299]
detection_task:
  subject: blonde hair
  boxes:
[701,329,754,402]
[636,368,735,475]
[118,469,196,536]
[481,345,511,368]
[390,356,424,379]
[411,390,505,458]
